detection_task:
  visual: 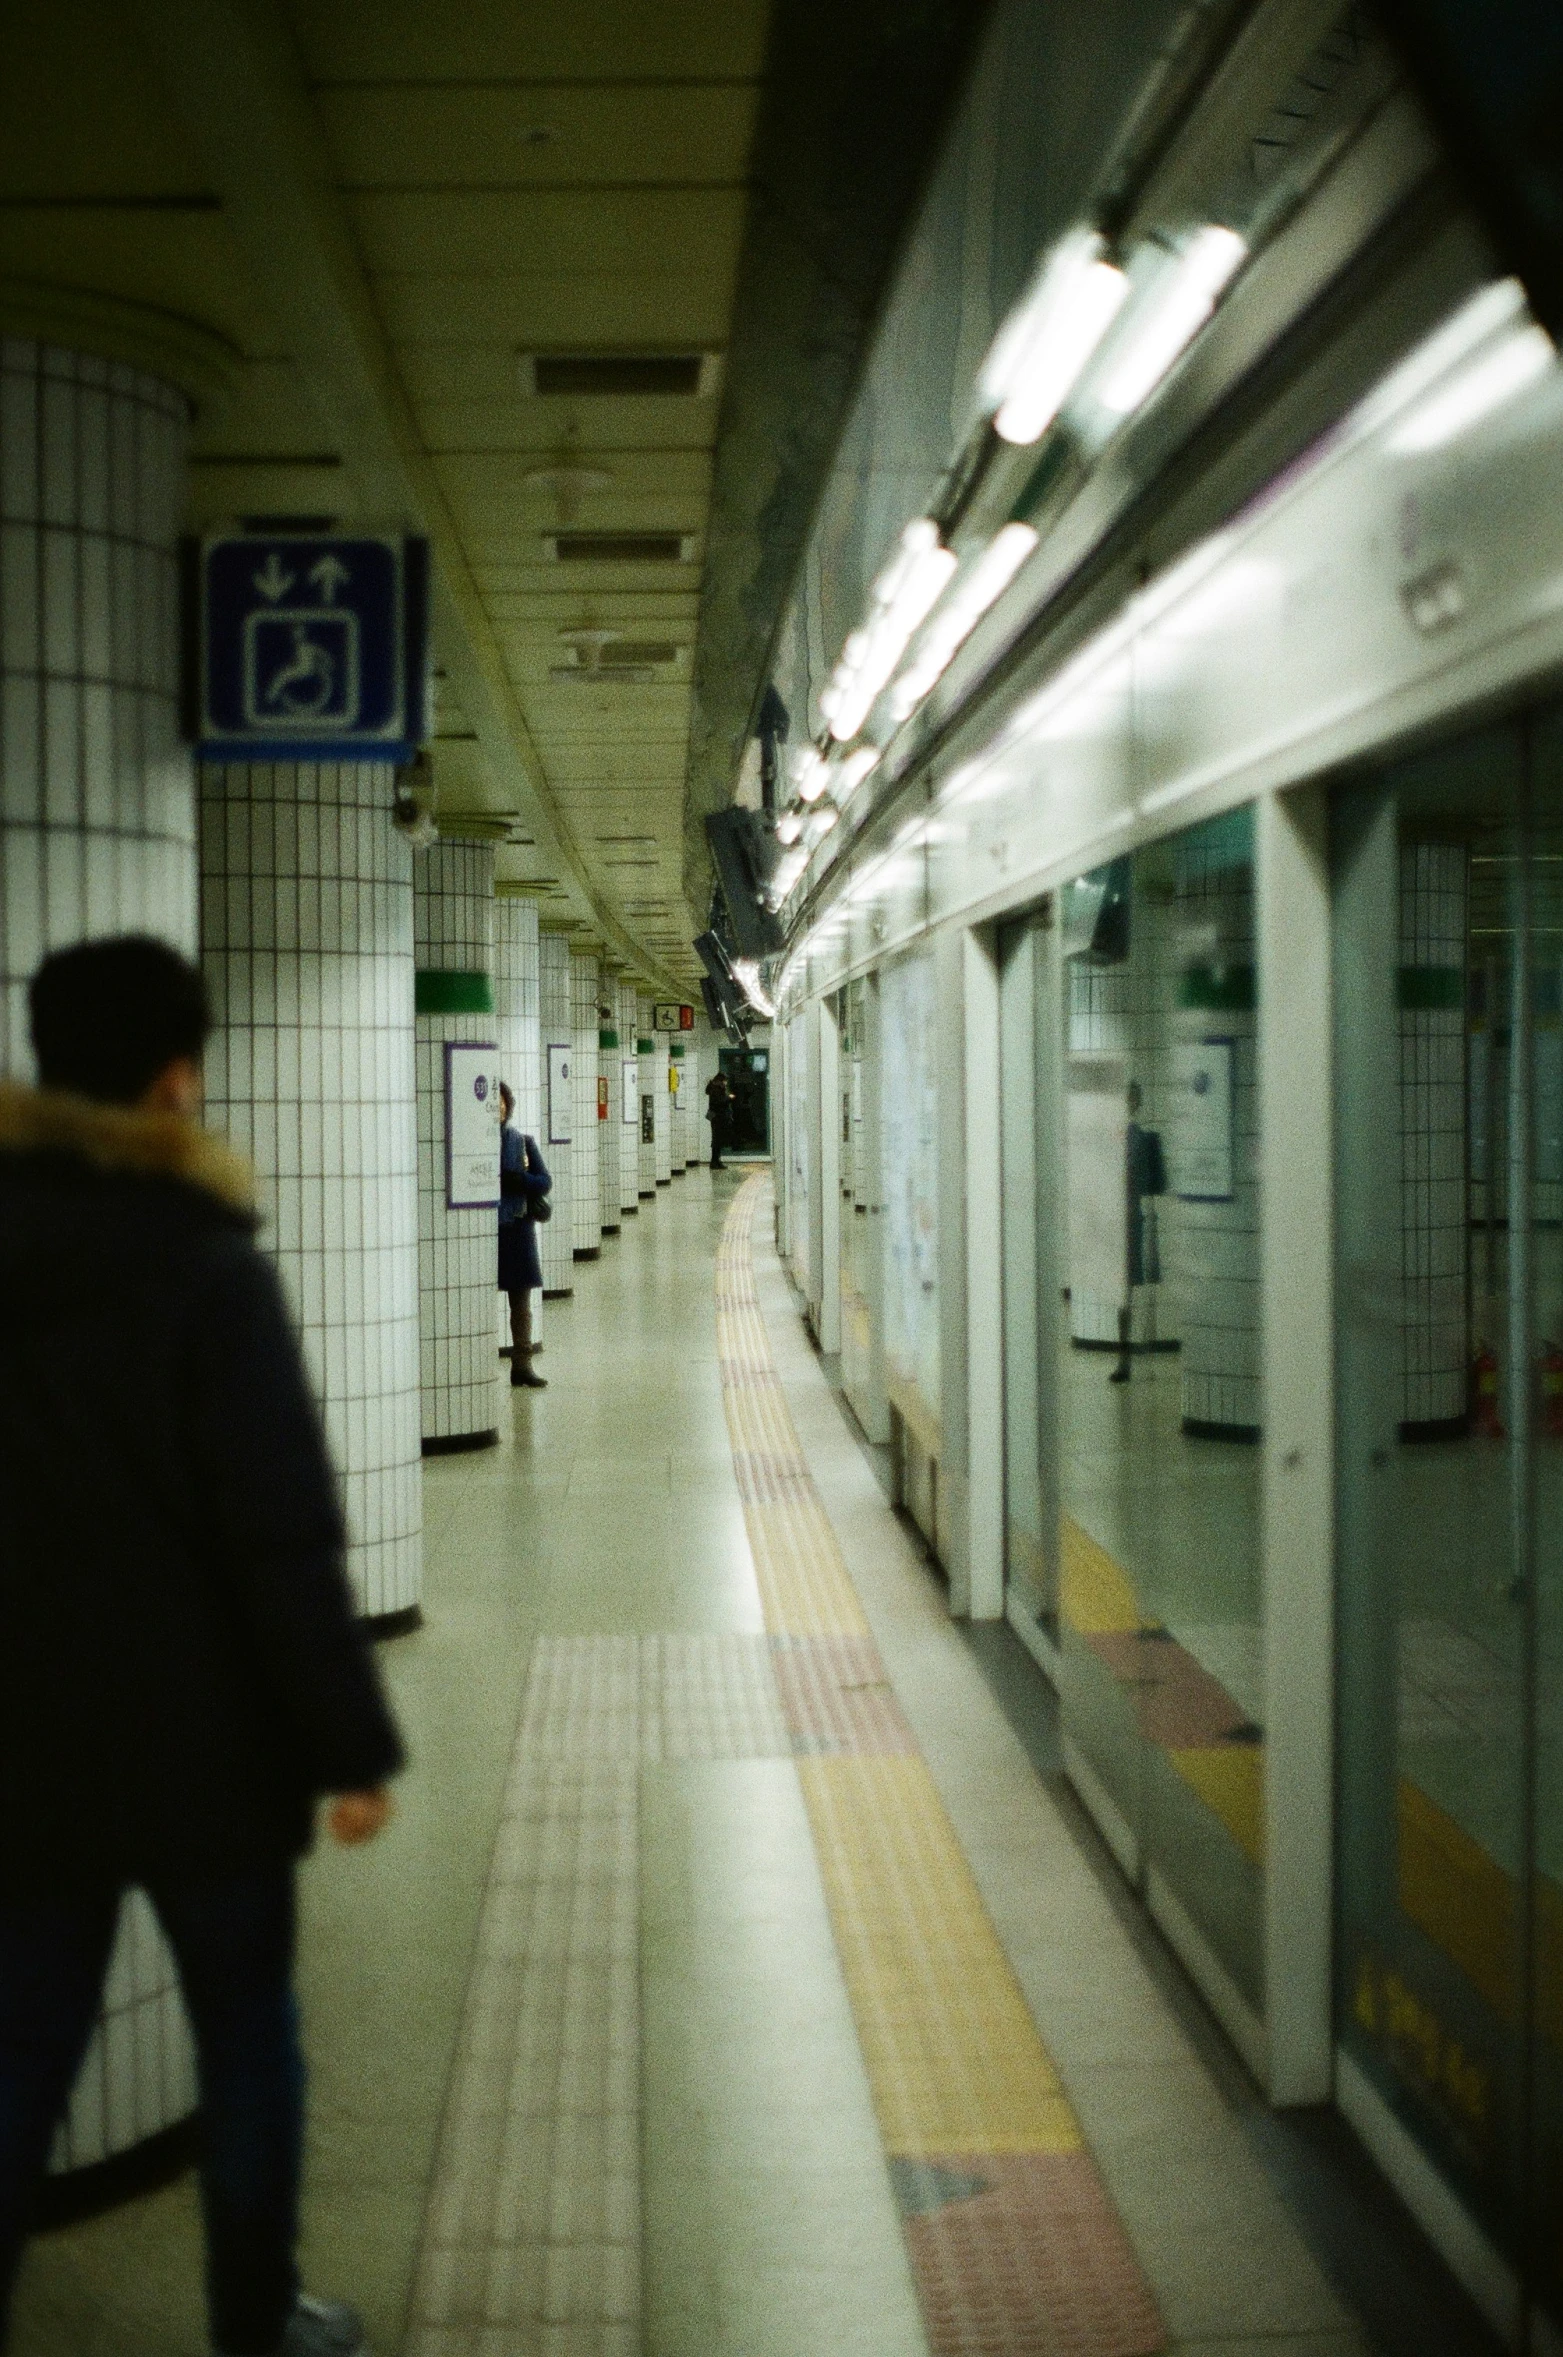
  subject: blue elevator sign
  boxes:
[192,533,430,761]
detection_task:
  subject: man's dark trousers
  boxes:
[0,1866,303,2355]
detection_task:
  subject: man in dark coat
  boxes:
[705,1069,733,1170]
[497,1081,547,1389]
[0,937,404,2357]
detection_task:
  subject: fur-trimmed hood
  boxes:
[0,1080,256,1216]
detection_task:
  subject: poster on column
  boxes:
[547,1043,572,1144]
[446,1043,503,1209]
[1168,1039,1235,1202]
[622,1057,639,1124]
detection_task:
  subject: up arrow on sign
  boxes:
[310,554,350,604]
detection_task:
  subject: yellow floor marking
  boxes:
[799,1755,1083,2157]
[1169,1747,1265,1867]
[1061,1517,1140,1635]
[720,1177,1085,2160]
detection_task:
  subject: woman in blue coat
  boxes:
[497,1083,549,1389]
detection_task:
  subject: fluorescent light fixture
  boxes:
[732,958,776,1018]
[793,748,829,803]
[774,808,804,844]
[1091,226,1246,417]
[888,521,1039,719]
[770,845,808,898]
[823,520,957,744]
[1387,319,1554,453]
[834,746,881,795]
[983,230,1129,446]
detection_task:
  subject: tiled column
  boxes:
[0,338,199,2176]
[538,931,575,1296]
[201,760,422,1619]
[414,841,499,1448]
[653,1028,672,1184]
[493,892,542,1355]
[1398,842,1469,1436]
[494,892,542,1134]
[0,340,195,1062]
[598,974,622,1236]
[670,1037,690,1168]
[570,947,602,1258]
[636,995,657,1197]
[618,978,642,1212]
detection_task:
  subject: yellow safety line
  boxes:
[718,1176,1083,2160]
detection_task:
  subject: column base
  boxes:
[363,1603,424,1641]
[38,2115,198,2227]
[421,1429,500,1456]
[1180,1417,1261,1444]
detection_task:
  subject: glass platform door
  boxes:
[1333,710,1563,2339]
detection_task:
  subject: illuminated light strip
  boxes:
[1091,225,1246,416]
[983,227,1129,446]
[888,521,1039,721]
[716,1177,1167,2354]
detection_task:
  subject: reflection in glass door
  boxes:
[996,818,1268,2043]
[1334,713,1563,2336]
[999,917,1059,1652]
[1049,812,1266,2034]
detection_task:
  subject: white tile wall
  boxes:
[636,995,657,1196]
[653,1031,672,1184]
[669,1041,687,1167]
[1172,853,1259,1436]
[0,340,198,2177]
[494,894,541,1137]
[1399,843,1468,1428]
[570,947,602,1256]
[201,760,423,1618]
[0,339,196,1071]
[598,980,622,1233]
[538,931,575,1294]
[493,893,542,1351]
[415,841,499,1442]
[618,979,642,1210]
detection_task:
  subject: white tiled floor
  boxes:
[12,1167,1383,2357]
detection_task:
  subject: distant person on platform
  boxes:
[706,1070,733,1171]
[497,1083,548,1389]
[0,936,403,2357]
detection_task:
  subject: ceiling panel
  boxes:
[0,211,274,349]
[348,189,745,280]
[379,279,732,354]
[319,84,756,189]
[432,450,713,502]
[3,0,211,195]
[290,0,769,86]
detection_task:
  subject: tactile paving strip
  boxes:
[719,1175,1167,2357]
[404,1760,640,2357]
[769,1632,920,1756]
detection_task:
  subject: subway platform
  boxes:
[10,1169,1493,2357]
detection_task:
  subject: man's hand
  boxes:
[328,1786,395,1845]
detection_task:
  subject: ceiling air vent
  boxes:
[545,532,692,565]
[521,352,717,398]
